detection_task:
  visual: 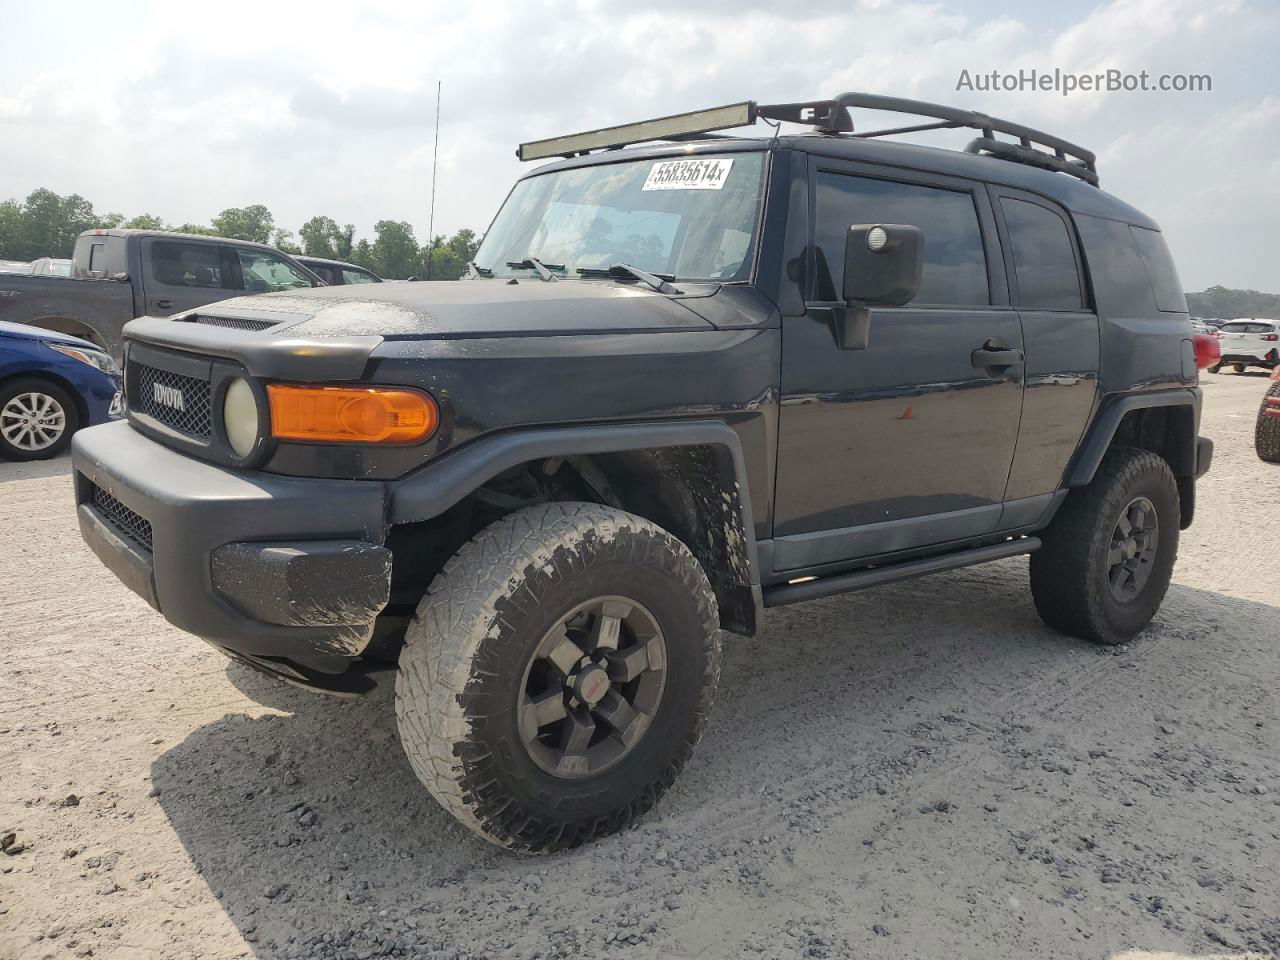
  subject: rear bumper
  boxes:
[72,421,390,668]
[1219,349,1278,365]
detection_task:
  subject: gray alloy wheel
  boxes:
[1,390,67,452]
[1105,496,1159,601]
[518,595,668,779]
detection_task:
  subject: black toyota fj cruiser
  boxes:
[72,94,1214,853]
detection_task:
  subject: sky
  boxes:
[1,0,1277,291]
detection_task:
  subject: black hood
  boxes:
[196,280,719,339]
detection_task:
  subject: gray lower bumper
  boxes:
[72,421,390,666]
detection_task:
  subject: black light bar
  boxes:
[518,102,756,162]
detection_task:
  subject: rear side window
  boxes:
[1000,198,1083,310]
[237,249,314,293]
[813,173,989,306]
[342,268,379,284]
[151,241,225,288]
[1130,226,1187,313]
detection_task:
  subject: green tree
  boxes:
[335,224,355,260]
[299,215,343,259]
[0,199,23,259]
[350,238,375,271]
[271,228,301,254]
[0,189,111,259]
[122,213,166,230]
[174,222,218,236]
[371,220,419,279]
[211,204,274,243]
[420,228,481,281]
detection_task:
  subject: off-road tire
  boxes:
[1030,447,1180,645]
[0,378,79,461]
[395,501,721,853]
[1257,381,1280,463]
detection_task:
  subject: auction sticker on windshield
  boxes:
[642,158,734,191]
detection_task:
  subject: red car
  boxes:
[1258,367,1280,462]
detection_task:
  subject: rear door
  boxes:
[139,238,234,316]
[990,187,1100,515]
[772,159,1023,571]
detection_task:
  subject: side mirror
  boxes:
[831,224,924,349]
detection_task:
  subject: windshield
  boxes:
[474,152,766,282]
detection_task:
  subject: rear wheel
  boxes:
[1257,382,1280,463]
[395,501,721,853]
[0,378,78,461]
[1030,447,1179,645]
[1234,363,1246,373]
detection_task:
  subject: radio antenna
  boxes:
[426,79,442,280]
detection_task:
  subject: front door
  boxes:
[772,160,1023,572]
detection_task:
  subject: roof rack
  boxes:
[516,92,1098,186]
[835,92,1098,186]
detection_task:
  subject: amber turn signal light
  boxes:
[267,385,438,445]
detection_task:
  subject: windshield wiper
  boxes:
[505,257,564,282]
[466,261,493,278]
[576,263,683,295]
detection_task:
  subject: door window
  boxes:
[341,267,380,284]
[813,173,989,305]
[150,241,225,288]
[237,250,314,292]
[1000,198,1083,310]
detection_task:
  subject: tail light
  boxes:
[1263,334,1279,342]
[1192,333,1221,370]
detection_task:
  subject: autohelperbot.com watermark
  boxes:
[956,68,1212,97]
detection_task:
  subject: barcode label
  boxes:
[642,158,735,191]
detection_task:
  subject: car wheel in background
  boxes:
[0,378,80,461]
[1257,381,1280,463]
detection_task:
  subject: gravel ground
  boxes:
[1,371,1277,960]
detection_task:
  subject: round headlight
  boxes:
[223,378,260,458]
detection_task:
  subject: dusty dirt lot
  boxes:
[2,372,1278,960]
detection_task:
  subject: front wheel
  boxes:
[1030,448,1180,645]
[0,378,79,461]
[395,502,721,853]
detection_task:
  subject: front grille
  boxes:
[131,362,212,438]
[193,316,278,332]
[91,484,153,552]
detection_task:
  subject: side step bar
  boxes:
[761,537,1040,608]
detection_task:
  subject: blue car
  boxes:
[0,321,121,460]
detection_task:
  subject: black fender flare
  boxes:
[1066,389,1202,487]
[386,419,762,634]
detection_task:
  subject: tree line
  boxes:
[0,188,480,281]
[1186,286,1280,320]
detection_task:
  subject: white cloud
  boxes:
[1,0,1275,289]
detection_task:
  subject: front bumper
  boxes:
[72,421,391,668]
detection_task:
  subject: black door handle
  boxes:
[972,339,1023,369]
[155,299,173,309]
